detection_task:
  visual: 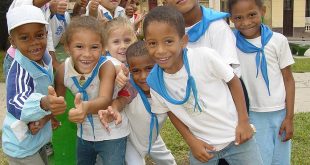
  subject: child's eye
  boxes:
[131,68,140,73]
[35,33,46,40]
[249,13,257,17]
[165,39,173,45]
[75,45,83,48]
[124,38,132,44]
[19,35,29,41]
[146,66,153,71]
[234,16,242,20]
[91,45,100,49]
[113,40,120,44]
[147,41,157,48]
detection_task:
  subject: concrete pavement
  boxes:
[0,73,309,129]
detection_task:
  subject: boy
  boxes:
[99,41,176,165]
[2,5,66,164]
[143,6,263,164]
[164,0,240,76]
[229,0,295,164]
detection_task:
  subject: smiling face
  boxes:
[128,55,155,96]
[145,21,187,74]
[106,28,135,63]
[10,23,47,64]
[165,0,199,15]
[230,0,265,39]
[65,28,103,74]
[99,0,121,13]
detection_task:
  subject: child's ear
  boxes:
[261,5,266,17]
[9,36,17,48]
[181,34,189,48]
[64,44,70,55]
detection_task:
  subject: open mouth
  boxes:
[176,0,186,5]
[29,48,42,55]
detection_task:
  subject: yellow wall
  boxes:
[294,0,306,27]
[271,0,283,28]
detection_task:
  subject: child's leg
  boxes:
[6,152,46,165]
[96,136,127,165]
[149,135,176,165]
[125,140,146,165]
[77,137,97,165]
[271,110,291,165]
[249,109,290,165]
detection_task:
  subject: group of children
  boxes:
[2,0,295,165]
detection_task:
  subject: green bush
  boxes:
[289,43,310,56]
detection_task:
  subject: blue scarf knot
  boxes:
[147,48,202,112]
[102,11,113,21]
[71,56,107,139]
[234,24,273,96]
[187,6,230,42]
[130,77,159,153]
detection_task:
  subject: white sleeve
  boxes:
[208,20,240,67]
[150,89,170,114]
[47,24,55,51]
[277,34,295,69]
[205,49,235,83]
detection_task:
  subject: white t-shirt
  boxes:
[48,11,71,47]
[237,32,295,112]
[185,19,241,77]
[86,3,125,19]
[150,47,238,151]
[125,94,167,157]
[64,57,130,141]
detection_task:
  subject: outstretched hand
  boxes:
[42,86,66,115]
[98,106,122,132]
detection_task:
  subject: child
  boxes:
[143,6,263,164]
[54,16,129,165]
[164,0,240,77]
[99,41,176,165]
[229,0,295,164]
[86,0,126,22]
[3,5,66,164]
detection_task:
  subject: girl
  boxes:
[229,0,295,164]
[55,16,129,165]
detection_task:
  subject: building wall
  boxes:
[294,0,306,27]
[271,0,283,28]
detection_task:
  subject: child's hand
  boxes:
[98,106,122,132]
[28,114,53,134]
[235,121,254,145]
[28,121,41,135]
[51,116,61,130]
[279,118,294,142]
[89,0,99,17]
[56,0,68,15]
[189,137,215,163]
[42,86,67,115]
[80,0,88,8]
[115,64,129,89]
[68,93,88,123]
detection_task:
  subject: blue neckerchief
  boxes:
[187,6,230,42]
[31,61,53,84]
[146,48,202,112]
[129,77,159,153]
[106,51,112,56]
[234,24,273,96]
[71,56,107,139]
[51,13,67,27]
[102,11,113,21]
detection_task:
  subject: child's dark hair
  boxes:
[143,6,185,38]
[64,16,104,46]
[228,0,263,12]
[126,40,148,61]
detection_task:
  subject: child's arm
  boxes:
[279,66,295,141]
[167,112,215,163]
[227,75,253,145]
[69,61,115,123]
[55,63,67,97]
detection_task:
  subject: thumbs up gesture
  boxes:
[68,93,88,123]
[98,106,122,132]
[89,0,99,17]
[115,64,130,89]
[41,86,66,115]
